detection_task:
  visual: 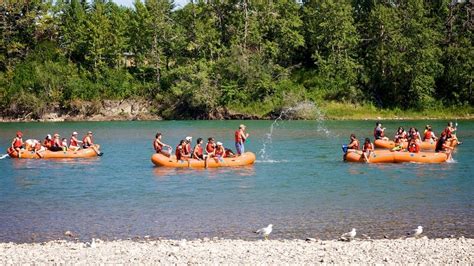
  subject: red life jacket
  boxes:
[408,142,420,153]
[206,143,215,153]
[350,140,359,150]
[444,127,453,138]
[363,142,373,152]
[43,139,51,148]
[196,145,203,156]
[184,143,191,155]
[70,137,78,147]
[424,131,432,141]
[175,145,183,160]
[215,147,225,157]
[52,139,61,148]
[154,139,163,152]
[235,130,242,143]
[13,137,23,148]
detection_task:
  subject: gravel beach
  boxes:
[1,238,472,264]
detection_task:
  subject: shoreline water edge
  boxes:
[1,238,472,264]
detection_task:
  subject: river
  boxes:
[0,120,472,242]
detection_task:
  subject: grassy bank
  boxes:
[320,102,474,120]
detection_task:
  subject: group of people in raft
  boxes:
[153,124,249,162]
[346,121,460,162]
[10,130,96,157]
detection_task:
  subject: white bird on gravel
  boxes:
[412,226,423,238]
[340,228,357,241]
[254,224,273,240]
[85,238,96,248]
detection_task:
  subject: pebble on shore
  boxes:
[0,238,472,264]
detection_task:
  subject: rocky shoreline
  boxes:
[1,238,472,264]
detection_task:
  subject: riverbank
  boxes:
[0,238,472,264]
[1,102,472,122]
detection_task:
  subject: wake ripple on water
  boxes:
[0,154,9,160]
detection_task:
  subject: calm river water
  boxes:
[0,120,472,242]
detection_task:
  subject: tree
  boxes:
[302,0,361,102]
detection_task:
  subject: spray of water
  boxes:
[0,154,9,160]
[258,107,294,160]
[258,102,331,161]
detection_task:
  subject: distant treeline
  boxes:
[0,0,472,119]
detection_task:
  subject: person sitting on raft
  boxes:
[347,134,360,151]
[206,137,216,156]
[184,136,193,156]
[192,138,206,161]
[175,140,190,161]
[423,125,437,142]
[43,134,52,150]
[25,139,45,157]
[50,133,63,152]
[61,138,69,151]
[82,131,94,149]
[11,131,24,152]
[235,124,249,156]
[69,132,82,151]
[407,137,420,153]
[435,131,454,160]
[374,122,389,141]
[362,138,374,162]
[214,142,226,162]
[153,132,172,156]
[394,127,407,142]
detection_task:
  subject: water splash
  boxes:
[258,102,331,161]
[0,154,9,160]
[258,107,294,161]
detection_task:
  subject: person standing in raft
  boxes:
[50,133,63,151]
[444,121,461,144]
[362,138,374,162]
[153,132,172,156]
[435,131,454,160]
[11,131,24,152]
[423,125,437,142]
[175,140,190,161]
[235,124,249,156]
[374,122,389,141]
[82,131,94,149]
[69,132,82,151]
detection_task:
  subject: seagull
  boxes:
[254,224,273,240]
[85,238,96,248]
[412,226,423,238]
[340,228,357,241]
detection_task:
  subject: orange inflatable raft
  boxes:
[7,144,102,159]
[374,139,458,150]
[151,152,256,168]
[344,149,449,163]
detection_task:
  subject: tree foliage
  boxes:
[0,0,472,118]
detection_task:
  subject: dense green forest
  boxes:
[0,0,472,119]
